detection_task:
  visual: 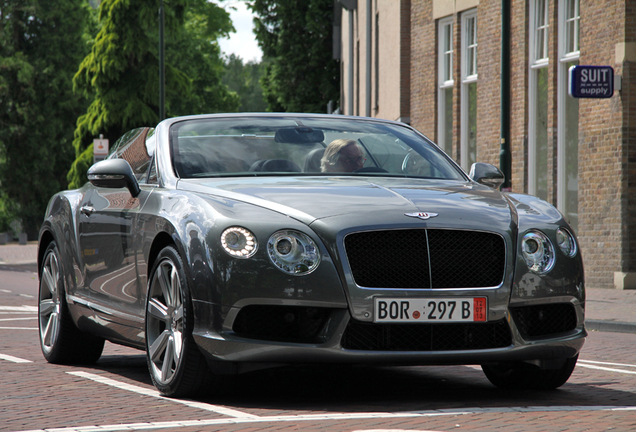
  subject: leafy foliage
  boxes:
[68,0,239,189]
[0,0,90,238]
[222,54,267,112]
[249,0,339,113]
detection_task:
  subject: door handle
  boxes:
[80,206,95,216]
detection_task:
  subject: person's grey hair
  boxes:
[320,139,358,172]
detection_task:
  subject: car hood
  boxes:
[177,176,515,233]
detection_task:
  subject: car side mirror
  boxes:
[469,162,505,189]
[87,159,141,197]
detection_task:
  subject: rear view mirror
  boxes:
[469,162,505,189]
[274,127,324,144]
[87,159,141,197]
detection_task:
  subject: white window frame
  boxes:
[461,10,478,171]
[528,0,549,198]
[557,0,580,219]
[438,17,454,155]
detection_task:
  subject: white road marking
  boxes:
[0,353,32,363]
[0,305,38,312]
[353,430,443,432]
[0,289,11,293]
[67,371,260,419]
[579,359,636,368]
[0,327,37,330]
[577,363,636,375]
[0,317,36,322]
[11,406,636,432]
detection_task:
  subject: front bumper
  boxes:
[192,299,586,370]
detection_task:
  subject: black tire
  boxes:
[145,246,211,397]
[481,355,578,390]
[39,241,105,364]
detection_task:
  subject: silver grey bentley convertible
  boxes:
[38,114,585,397]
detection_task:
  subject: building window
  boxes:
[529,0,549,200]
[461,10,477,170]
[438,17,454,156]
[558,0,580,231]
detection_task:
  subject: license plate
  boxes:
[374,297,487,323]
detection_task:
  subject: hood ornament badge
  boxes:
[405,212,439,220]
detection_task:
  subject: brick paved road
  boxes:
[2,270,636,432]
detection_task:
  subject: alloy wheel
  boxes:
[146,258,185,385]
[39,249,61,354]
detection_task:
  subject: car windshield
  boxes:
[170,116,466,180]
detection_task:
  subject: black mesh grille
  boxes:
[232,305,332,343]
[344,229,505,288]
[511,303,578,339]
[341,319,512,351]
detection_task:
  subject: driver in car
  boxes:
[321,139,366,172]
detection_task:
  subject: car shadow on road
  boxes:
[86,355,636,413]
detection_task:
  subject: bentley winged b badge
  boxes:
[405,212,439,220]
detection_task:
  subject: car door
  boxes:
[77,127,156,335]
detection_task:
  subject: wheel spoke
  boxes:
[39,299,56,317]
[149,329,170,363]
[173,303,183,323]
[157,263,173,307]
[42,266,56,297]
[169,267,179,308]
[43,312,59,347]
[147,298,169,322]
[161,335,175,381]
[172,330,183,362]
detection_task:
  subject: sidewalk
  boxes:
[0,243,634,333]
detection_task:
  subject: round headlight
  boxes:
[220,227,257,258]
[521,230,555,274]
[556,227,577,258]
[267,230,320,275]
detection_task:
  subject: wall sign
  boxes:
[569,65,614,98]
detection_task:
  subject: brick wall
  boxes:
[410,1,436,138]
[410,0,636,289]
[578,0,628,288]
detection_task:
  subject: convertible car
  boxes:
[38,114,585,397]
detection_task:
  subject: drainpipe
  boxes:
[499,0,511,190]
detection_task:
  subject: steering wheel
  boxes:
[401,150,430,176]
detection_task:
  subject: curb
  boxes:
[586,320,636,334]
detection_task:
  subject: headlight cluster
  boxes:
[220,227,257,258]
[220,227,320,275]
[267,230,320,275]
[556,227,577,257]
[521,230,555,274]
[521,227,577,274]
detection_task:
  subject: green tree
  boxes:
[0,0,90,239]
[249,0,339,113]
[222,54,267,112]
[68,0,238,189]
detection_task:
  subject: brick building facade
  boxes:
[339,0,636,289]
